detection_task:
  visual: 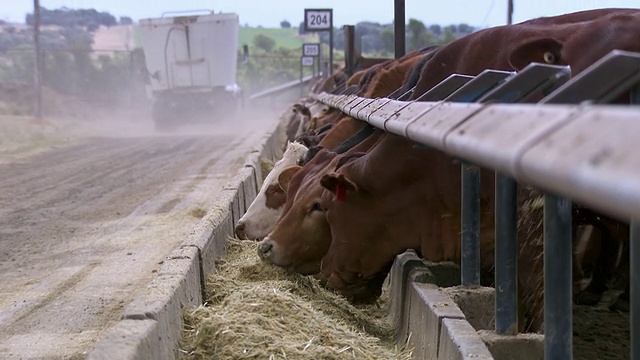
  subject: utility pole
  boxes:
[507,0,514,25]
[33,0,43,119]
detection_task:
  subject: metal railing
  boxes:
[249,73,317,100]
[313,49,640,360]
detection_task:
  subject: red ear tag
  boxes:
[336,184,346,202]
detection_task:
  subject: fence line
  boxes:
[313,49,639,359]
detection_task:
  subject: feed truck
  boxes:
[138,10,242,129]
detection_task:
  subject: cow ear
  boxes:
[299,106,311,117]
[320,172,358,201]
[508,37,564,70]
[277,165,301,192]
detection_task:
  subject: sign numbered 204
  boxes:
[304,9,332,31]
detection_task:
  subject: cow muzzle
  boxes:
[257,238,274,261]
[235,221,247,239]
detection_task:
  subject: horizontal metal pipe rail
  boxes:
[249,74,317,100]
[313,49,640,360]
[315,94,640,223]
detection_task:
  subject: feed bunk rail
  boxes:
[313,49,640,359]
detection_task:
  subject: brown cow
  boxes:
[315,133,628,331]
[411,9,640,97]
[264,9,636,327]
[257,48,443,273]
[258,131,386,274]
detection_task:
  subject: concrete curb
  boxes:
[390,251,545,360]
[438,318,494,360]
[88,110,290,360]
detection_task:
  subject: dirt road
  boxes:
[0,114,276,359]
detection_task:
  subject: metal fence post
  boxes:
[544,194,573,360]
[394,0,405,58]
[632,221,640,360]
[343,25,355,78]
[461,162,481,286]
[631,85,639,360]
[495,173,518,334]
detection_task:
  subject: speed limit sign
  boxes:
[303,43,320,57]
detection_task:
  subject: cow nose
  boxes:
[235,221,246,239]
[257,239,273,259]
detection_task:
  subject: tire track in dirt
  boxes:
[0,111,278,359]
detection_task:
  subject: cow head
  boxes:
[316,137,467,303]
[235,141,308,240]
[256,150,340,275]
[314,170,401,303]
[286,104,311,142]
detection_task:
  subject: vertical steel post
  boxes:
[33,0,43,119]
[328,12,334,76]
[495,173,518,334]
[544,194,572,360]
[507,0,514,25]
[318,45,323,78]
[394,0,405,59]
[461,162,481,286]
[629,83,640,360]
[300,58,303,98]
[632,221,640,360]
[343,25,355,78]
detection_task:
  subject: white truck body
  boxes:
[138,12,239,93]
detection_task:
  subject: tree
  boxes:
[380,29,394,54]
[458,23,473,34]
[440,27,456,45]
[86,22,99,32]
[120,16,133,25]
[253,34,275,52]
[429,24,441,36]
[280,20,291,28]
[407,18,433,51]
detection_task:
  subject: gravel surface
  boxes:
[0,112,277,359]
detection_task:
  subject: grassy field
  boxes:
[239,27,319,50]
[130,26,318,51]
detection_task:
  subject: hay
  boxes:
[260,157,275,182]
[180,238,410,359]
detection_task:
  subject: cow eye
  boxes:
[309,202,323,213]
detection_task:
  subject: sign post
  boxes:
[304,8,333,76]
[300,56,315,96]
[303,43,320,77]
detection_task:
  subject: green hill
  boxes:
[132,26,319,51]
[238,27,319,50]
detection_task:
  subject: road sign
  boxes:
[303,43,320,57]
[301,56,314,67]
[304,9,332,31]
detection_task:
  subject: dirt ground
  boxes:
[574,289,629,360]
[0,108,280,359]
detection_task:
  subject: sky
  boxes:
[1,0,638,29]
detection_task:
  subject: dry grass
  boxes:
[179,238,410,360]
[260,157,275,182]
[188,207,207,219]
